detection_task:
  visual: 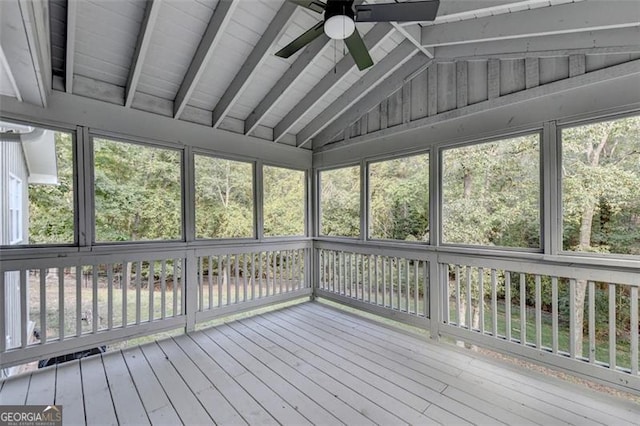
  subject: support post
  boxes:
[185,250,198,332]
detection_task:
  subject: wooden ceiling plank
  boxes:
[212,1,298,128]
[298,40,419,148]
[421,1,640,47]
[173,0,239,119]
[273,22,394,143]
[125,0,162,108]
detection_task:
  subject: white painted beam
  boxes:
[433,27,640,59]
[391,23,433,58]
[421,1,640,47]
[317,59,640,153]
[297,40,418,147]
[125,0,162,107]
[65,0,77,93]
[173,0,238,119]
[0,44,22,101]
[273,22,394,143]
[212,1,297,128]
[19,0,51,105]
[313,54,431,149]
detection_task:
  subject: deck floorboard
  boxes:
[1,301,638,425]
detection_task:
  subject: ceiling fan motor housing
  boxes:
[324,0,356,39]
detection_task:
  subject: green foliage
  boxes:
[28,132,75,244]
[195,155,253,239]
[369,154,429,241]
[263,166,305,237]
[442,135,541,248]
[93,139,182,241]
[320,166,360,237]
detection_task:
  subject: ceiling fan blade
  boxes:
[287,0,326,14]
[355,1,440,22]
[275,22,325,58]
[344,29,373,71]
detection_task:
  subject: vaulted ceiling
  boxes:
[1,0,639,151]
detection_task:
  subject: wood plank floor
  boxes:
[1,301,638,425]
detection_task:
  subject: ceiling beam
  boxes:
[125,0,162,107]
[391,23,433,58]
[65,0,77,93]
[317,58,640,153]
[433,26,640,59]
[421,1,640,47]
[297,40,418,148]
[313,54,431,149]
[273,22,394,143]
[212,1,297,128]
[173,0,238,119]
[0,44,22,101]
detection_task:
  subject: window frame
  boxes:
[438,130,544,253]
[557,111,640,260]
[192,150,257,242]
[0,118,78,249]
[91,134,185,245]
[317,163,362,240]
[366,150,431,245]
[262,162,307,240]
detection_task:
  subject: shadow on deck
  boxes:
[1,301,638,425]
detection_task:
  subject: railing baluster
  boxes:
[505,272,511,341]
[491,269,497,337]
[551,277,558,353]
[198,257,204,311]
[208,256,213,309]
[251,252,256,298]
[161,260,167,320]
[348,253,352,298]
[92,265,99,333]
[479,267,484,334]
[236,254,241,303]
[405,259,410,313]
[382,257,387,308]
[20,270,27,348]
[609,283,616,370]
[39,269,46,344]
[76,266,82,336]
[466,267,472,329]
[59,268,65,340]
[589,281,596,363]
[520,273,526,345]
[569,279,576,358]
[173,259,178,317]
[455,266,461,326]
[257,253,262,300]
[136,261,142,324]
[423,261,429,318]
[631,286,638,376]
[535,275,541,349]
[333,251,338,293]
[226,253,231,303]
[123,262,128,327]
[148,261,155,322]
[107,264,114,330]
[414,260,418,316]
[243,253,248,301]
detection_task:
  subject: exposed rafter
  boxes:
[173,0,238,119]
[125,0,162,107]
[297,40,419,148]
[212,1,297,128]
[421,1,640,47]
[391,23,432,58]
[65,0,77,94]
[313,54,432,149]
[0,44,22,101]
[432,26,640,59]
[273,23,394,143]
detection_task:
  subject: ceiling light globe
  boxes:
[324,15,355,40]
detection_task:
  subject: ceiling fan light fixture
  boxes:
[324,15,355,39]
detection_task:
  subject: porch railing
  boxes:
[313,240,639,394]
[0,241,312,371]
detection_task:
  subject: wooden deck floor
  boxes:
[1,301,638,425]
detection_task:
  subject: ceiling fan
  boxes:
[275,0,440,70]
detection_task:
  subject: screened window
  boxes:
[263,165,305,237]
[93,138,182,242]
[195,155,254,239]
[319,165,360,238]
[442,134,540,248]
[369,153,429,242]
[1,122,74,245]
[561,115,640,255]
[9,174,23,244]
